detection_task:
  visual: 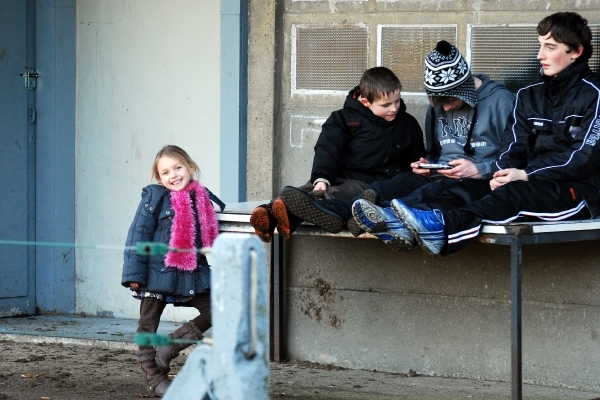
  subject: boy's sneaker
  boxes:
[346,216,364,237]
[359,188,380,204]
[352,199,414,252]
[391,199,446,256]
[280,186,345,233]
[346,189,381,237]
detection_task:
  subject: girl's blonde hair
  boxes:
[150,145,200,182]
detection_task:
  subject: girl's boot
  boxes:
[155,321,203,374]
[138,348,171,397]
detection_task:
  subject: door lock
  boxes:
[20,68,38,90]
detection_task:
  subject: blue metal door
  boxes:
[0,0,36,316]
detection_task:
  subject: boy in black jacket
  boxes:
[250,66,425,242]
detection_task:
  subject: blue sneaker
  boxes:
[352,199,414,252]
[391,199,446,256]
[347,189,381,237]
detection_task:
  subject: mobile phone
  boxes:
[417,163,453,170]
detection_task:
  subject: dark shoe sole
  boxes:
[346,216,364,237]
[281,187,344,233]
[272,197,294,239]
[250,206,273,243]
[359,188,380,204]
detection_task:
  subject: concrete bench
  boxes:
[217,201,600,400]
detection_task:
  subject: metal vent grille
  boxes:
[470,25,600,93]
[379,25,457,93]
[294,25,368,91]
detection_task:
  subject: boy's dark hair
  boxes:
[537,12,593,62]
[359,67,402,103]
[428,96,456,107]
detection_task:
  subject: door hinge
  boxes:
[20,67,38,91]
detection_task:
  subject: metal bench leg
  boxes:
[511,237,522,400]
[271,233,285,362]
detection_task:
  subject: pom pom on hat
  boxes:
[424,40,477,108]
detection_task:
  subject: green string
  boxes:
[0,240,204,256]
[135,332,203,346]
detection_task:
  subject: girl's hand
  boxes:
[129,282,140,290]
[411,157,431,176]
[490,168,528,190]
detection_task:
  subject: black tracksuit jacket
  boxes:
[493,60,600,217]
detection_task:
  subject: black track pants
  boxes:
[401,178,491,212]
[441,180,591,255]
[369,171,453,206]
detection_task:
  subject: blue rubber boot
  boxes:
[391,199,446,256]
[352,199,414,252]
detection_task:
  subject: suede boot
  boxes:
[155,321,203,374]
[138,348,170,397]
[272,196,303,238]
[250,203,277,242]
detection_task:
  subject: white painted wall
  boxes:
[75,0,220,321]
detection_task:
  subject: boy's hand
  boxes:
[130,282,140,290]
[313,181,327,191]
[411,157,431,176]
[438,159,481,179]
[490,168,528,190]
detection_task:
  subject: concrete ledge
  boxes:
[0,333,137,350]
[0,315,212,352]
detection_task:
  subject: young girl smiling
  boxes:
[122,145,219,397]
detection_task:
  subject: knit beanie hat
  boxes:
[424,40,477,108]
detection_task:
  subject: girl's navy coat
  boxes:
[122,184,210,297]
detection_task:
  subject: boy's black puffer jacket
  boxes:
[310,86,425,185]
[121,184,210,296]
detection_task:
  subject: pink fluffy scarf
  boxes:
[164,180,219,271]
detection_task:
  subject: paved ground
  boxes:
[1,315,600,399]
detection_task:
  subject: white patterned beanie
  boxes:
[424,40,477,108]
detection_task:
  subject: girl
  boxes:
[122,145,219,397]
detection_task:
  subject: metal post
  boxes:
[164,233,269,400]
[271,233,285,362]
[510,237,523,400]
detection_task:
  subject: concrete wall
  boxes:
[246,0,600,390]
[74,0,220,321]
[284,236,600,391]
[247,1,600,197]
[247,0,279,199]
